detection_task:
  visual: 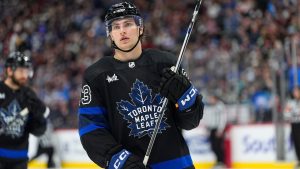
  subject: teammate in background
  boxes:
[29,120,56,168]
[203,94,227,169]
[78,2,204,169]
[0,51,50,169]
[284,87,300,169]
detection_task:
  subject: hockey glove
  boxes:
[108,149,151,169]
[25,90,49,120]
[159,68,199,111]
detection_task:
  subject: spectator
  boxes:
[251,86,273,122]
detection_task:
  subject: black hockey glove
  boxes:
[159,68,199,111]
[25,90,48,120]
[123,154,151,169]
[107,149,151,169]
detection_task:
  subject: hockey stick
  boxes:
[143,0,203,166]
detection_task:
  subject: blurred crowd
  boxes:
[0,0,299,128]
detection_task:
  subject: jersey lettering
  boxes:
[117,79,170,138]
[0,99,28,138]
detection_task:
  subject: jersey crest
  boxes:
[116,79,169,138]
[0,99,28,138]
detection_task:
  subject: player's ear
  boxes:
[5,67,13,76]
[139,27,144,36]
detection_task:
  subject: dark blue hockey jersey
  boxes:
[0,81,49,163]
[78,49,204,169]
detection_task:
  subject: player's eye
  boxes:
[111,25,120,30]
[124,22,134,28]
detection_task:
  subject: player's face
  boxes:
[8,67,31,86]
[110,18,142,50]
[293,88,300,99]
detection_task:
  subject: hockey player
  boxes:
[0,51,50,169]
[78,2,204,169]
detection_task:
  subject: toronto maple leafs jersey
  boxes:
[78,48,204,169]
[0,81,48,163]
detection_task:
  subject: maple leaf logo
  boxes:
[0,99,28,138]
[116,79,169,138]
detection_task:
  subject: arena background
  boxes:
[0,0,299,168]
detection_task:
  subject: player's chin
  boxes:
[17,79,28,86]
[118,44,134,51]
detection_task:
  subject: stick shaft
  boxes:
[175,0,202,72]
[143,0,203,166]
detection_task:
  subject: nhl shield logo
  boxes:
[128,62,135,68]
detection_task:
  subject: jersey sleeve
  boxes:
[78,75,122,168]
[24,88,50,136]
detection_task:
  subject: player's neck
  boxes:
[114,43,142,61]
[4,78,20,91]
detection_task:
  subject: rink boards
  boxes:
[184,124,296,169]
[28,124,297,169]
